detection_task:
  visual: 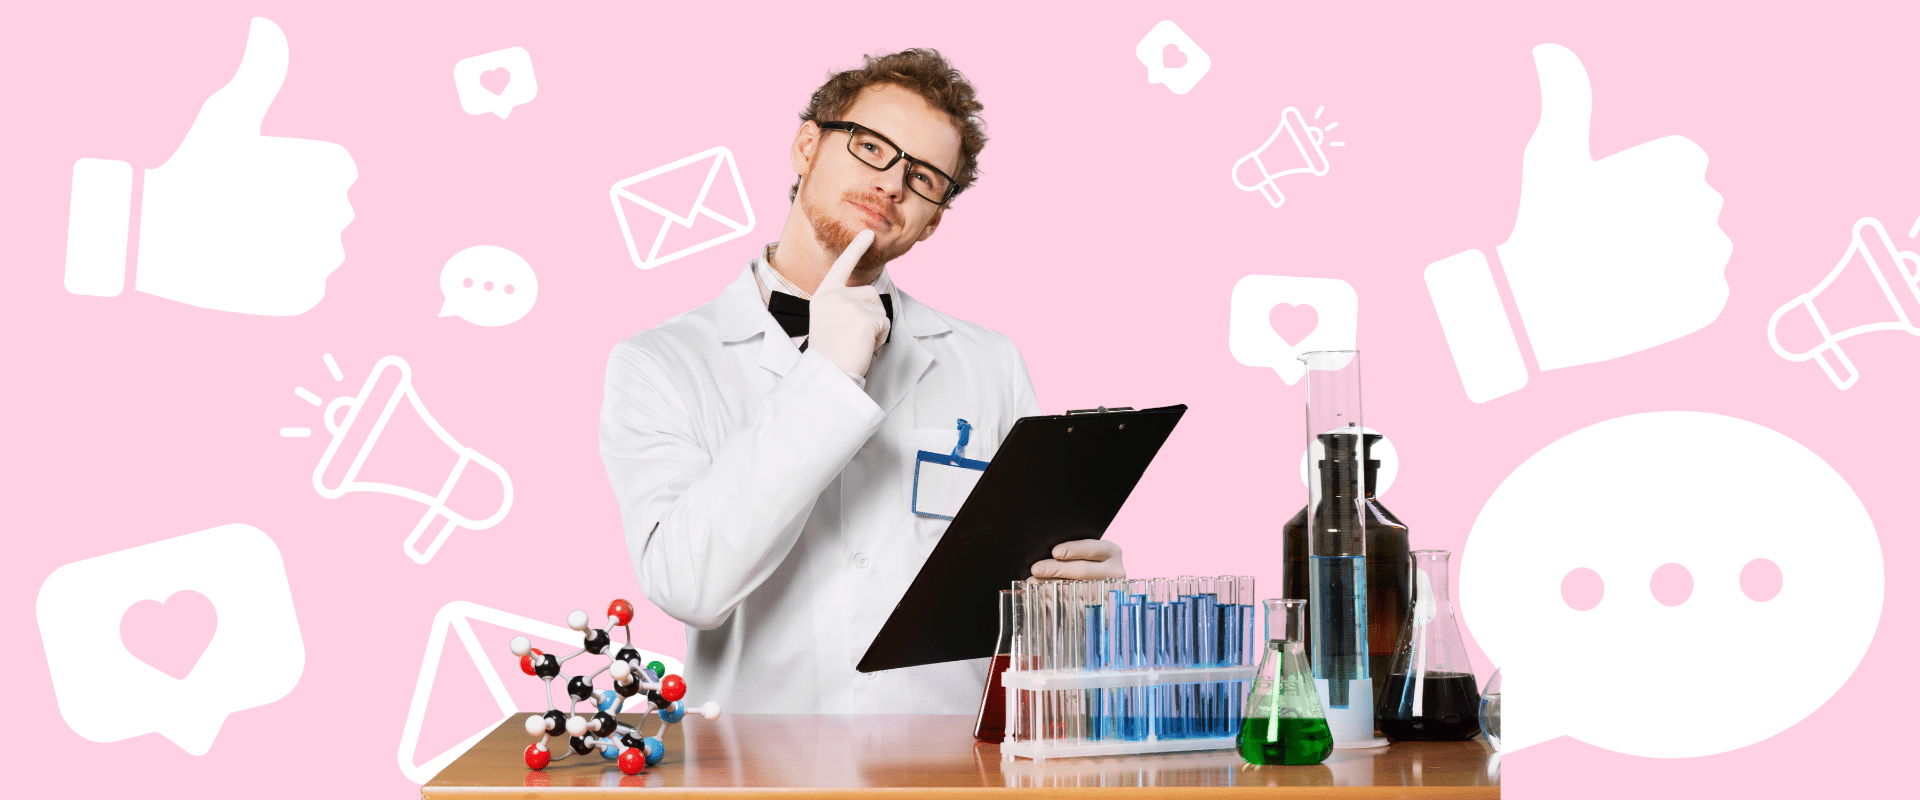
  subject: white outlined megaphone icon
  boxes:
[313,355,512,563]
[1767,217,1920,389]
[1232,106,1336,208]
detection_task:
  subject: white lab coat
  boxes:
[600,258,1040,713]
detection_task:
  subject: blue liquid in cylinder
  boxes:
[1308,556,1368,708]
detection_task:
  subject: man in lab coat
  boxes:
[599,50,1125,714]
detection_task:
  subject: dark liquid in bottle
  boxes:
[1377,671,1481,741]
[1236,715,1334,765]
[972,654,1010,743]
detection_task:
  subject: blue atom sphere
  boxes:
[643,736,665,766]
[658,700,686,723]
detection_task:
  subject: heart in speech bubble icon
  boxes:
[1229,275,1358,385]
[120,590,218,680]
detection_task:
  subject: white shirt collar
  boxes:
[751,242,893,306]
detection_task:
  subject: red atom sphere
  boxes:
[607,599,635,627]
[660,674,686,702]
[618,746,646,775]
[519,648,545,677]
[524,743,551,770]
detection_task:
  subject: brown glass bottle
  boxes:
[1281,434,1410,710]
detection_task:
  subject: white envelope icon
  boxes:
[397,600,683,784]
[610,146,756,270]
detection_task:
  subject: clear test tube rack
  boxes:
[1001,576,1258,762]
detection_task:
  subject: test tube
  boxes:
[1236,576,1257,665]
[1013,579,1029,740]
[1125,579,1149,740]
[1173,577,1196,739]
[1199,577,1222,735]
[1147,578,1170,740]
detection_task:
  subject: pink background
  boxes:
[4,1,1912,796]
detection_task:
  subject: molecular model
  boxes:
[508,598,720,775]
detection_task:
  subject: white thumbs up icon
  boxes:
[63,18,357,316]
[1424,44,1732,402]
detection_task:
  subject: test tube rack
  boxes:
[1001,576,1257,762]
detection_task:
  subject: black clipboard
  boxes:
[856,404,1186,673]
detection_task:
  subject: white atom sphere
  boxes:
[566,715,588,736]
[524,715,547,737]
[697,701,722,720]
[509,636,532,657]
[610,660,631,680]
[568,610,589,630]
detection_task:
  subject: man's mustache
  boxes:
[841,190,902,227]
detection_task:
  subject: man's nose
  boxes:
[870,161,908,203]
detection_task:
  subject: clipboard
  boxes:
[856,404,1187,673]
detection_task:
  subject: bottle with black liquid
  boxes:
[1281,433,1410,711]
[1377,550,1480,741]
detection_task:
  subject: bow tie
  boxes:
[767,291,895,350]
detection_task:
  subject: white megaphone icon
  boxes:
[312,355,513,563]
[1767,217,1920,390]
[1232,106,1337,208]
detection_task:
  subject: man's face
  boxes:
[793,83,962,274]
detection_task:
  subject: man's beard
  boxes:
[803,185,913,281]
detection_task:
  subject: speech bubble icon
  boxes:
[453,47,537,119]
[439,245,537,327]
[1460,412,1881,757]
[1135,20,1211,95]
[36,524,305,755]
[1229,275,1358,385]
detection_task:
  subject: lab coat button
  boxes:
[853,553,871,570]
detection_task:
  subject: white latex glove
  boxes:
[807,229,890,379]
[1030,540,1126,581]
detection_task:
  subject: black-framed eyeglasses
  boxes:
[818,121,959,205]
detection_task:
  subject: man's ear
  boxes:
[791,121,822,177]
[917,205,946,243]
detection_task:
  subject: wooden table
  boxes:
[424,713,1500,798]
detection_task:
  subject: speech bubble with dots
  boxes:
[1460,411,1881,758]
[439,245,537,327]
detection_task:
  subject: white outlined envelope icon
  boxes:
[610,146,756,270]
[397,600,683,783]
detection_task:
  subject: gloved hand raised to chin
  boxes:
[808,229,891,380]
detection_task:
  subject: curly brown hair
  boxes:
[790,48,986,204]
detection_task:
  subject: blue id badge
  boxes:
[912,419,989,520]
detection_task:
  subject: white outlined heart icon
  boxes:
[1229,275,1359,384]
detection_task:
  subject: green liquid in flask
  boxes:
[1236,715,1333,765]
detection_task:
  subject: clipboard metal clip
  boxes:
[1065,406,1136,415]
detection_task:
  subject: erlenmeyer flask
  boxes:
[1237,599,1332,765]
[1379,550,1481,741]
[974,589,1015,742]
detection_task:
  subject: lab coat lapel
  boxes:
[862,287,945,418]
[713,264,801,377]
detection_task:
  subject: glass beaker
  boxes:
[1379,550,1481,741]
[1480,668,1502,750]
[1237,599,1332,765]
[973,589,1014,742]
